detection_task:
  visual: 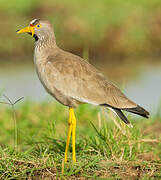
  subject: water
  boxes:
[0,59,161,113]
[125,65,161,113]
[0,61,49,102]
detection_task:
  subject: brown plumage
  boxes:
[17,19,149,162]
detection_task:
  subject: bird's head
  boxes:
[16,19,55,41]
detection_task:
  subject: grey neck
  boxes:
[35,33,57,52]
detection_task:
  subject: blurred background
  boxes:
[0,0,161,113]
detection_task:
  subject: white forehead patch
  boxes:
[30,19,38,24]
[30,19,39,25]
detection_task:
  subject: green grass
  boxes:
[0,101,160,179]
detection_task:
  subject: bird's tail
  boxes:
[112,108,131,125]
[122,105,150,119]
[101,104,150,127]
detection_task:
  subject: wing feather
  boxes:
[44,49,137,109]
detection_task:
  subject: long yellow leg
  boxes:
[64,108,72,162]
[64,107,77,163]
[71,108,76,163]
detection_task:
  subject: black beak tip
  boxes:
[16,30,20,33]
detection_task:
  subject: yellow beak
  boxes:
[16,26,35,37]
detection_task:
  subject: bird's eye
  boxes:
[37,24,40,28]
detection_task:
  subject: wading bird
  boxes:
[17,19,149,162]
